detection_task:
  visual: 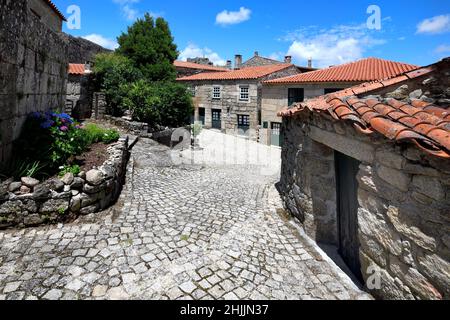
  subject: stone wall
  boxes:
[61,34,111,64]
[280,111,450,300]
[0,0,68,164]
[0,137,129,229]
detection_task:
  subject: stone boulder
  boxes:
[21,177,40,188]
[61,173,74,185]
[86,169,104,186]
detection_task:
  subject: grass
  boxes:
[83,123,120,145]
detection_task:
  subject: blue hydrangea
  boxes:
[40,120,55,129]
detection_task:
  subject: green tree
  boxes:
[117,13,178,81]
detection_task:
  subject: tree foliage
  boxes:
[92,53,142,116]
[122,80,193,128]
[117,14,178,81]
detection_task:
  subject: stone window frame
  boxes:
[212,85,222,100]
[238,85,251,103]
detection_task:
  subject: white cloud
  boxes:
[179,43,226,66]
[113,0,140,21]
[282,24,386,68]
[417,14,450,34]
[216,7,251,26]
[268,52,283,61]
[82,34,119,50]
[435,44,450,54]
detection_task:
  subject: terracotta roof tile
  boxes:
[68,64,86,75]
[43,0,67,21]
[265,58,418,84]
[177,64,294,81]
[174,60,228,72]
[279,59,450,158]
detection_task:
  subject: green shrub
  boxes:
[122,80,193,129]
[93,53,142,116]
[8,112,88,179]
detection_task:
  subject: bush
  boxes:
[4,113,120,180]
[13,112,88,175]
[93,53,142,116]
[123,80,193,128]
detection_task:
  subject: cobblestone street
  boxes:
[0,131,371,300]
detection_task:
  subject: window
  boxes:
[188,86,196,97]
[288,88,304,106]
[324,88,342,94]
[237,115,250,130]
[239,86,250,102]
[213,86,221,99]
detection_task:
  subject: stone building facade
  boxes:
[177,64,301,140]
[260,58,419,146]
[65,64,93,119]
[0,0,68,164]
[278,58,450,300]
[27,0,66,32]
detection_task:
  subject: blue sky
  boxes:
[54,0,450,68]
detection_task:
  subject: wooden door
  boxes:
[212,109,222,129]
[335,151,363,282]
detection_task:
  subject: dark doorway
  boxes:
[335,151,363,282]
[198,108,205,126]
[212,109,222,129]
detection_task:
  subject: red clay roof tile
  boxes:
[174,60,228,72]
[177,64,294,81]
[279,59,450,158]
[68,64,86,75]
[265,58,418,84]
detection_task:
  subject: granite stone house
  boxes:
[278,57,450,300]
[176,63,302,140]
[0,0,68,164]
[260,58,419,146]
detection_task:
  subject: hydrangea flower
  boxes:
[60,126,69,132]
[40,120,55,129]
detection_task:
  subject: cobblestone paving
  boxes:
[0,135,371,300]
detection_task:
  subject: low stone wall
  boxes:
[0,137,129,229]
[280,111,450,300]
[103,115,150,136]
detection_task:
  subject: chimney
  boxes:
[284,56,292,64]
[254,51,259,57]
[235,54,242,69]
[226,60,232,70]
[308,58,313,68]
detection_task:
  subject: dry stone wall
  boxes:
[0,0,68,164]
[0,137,129,229]
[280,111,450,300]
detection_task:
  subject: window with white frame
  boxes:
[239,86,250,102]
[212,86,221,99]
[188,86,196,97]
